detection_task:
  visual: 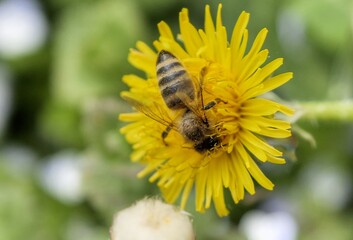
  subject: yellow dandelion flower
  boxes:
[119,4,294,217]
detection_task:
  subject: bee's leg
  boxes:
[203,98,227,110]
[201,97,223,127]
[161,124,173,146]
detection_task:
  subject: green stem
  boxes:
[298,100,353,122]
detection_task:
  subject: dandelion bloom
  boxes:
[120,4,293,216]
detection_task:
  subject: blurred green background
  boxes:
[0,0,352,239]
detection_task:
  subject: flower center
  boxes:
[189,62,242,152]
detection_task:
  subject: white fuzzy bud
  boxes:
[110,198,195,240]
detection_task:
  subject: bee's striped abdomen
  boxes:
[156,50,195,109]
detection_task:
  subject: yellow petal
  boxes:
[220,156,230,187]
[136,41,156,56]
[128,49,155,76]
[179,9,202,57]
[195,169,207,212]
[204,5,215,41]
[248,158,274,190]
[157,21,175,40]
[238,49,268,84]
[240,129,283,157]
[267,155,286,164]
[230,11,249,71]
[213,189,229,217]
[232,151,255,194]
[257,72,294,96]
[241,98,287,116]
[180,179,194,209]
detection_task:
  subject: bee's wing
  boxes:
[176,92,205,121]
[122,95,178,131]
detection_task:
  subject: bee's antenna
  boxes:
[199,65,209,127]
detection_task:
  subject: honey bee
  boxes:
[123,50,223,153]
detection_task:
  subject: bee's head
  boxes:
[194,136,220,153]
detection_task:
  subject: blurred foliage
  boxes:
[1,0,353,239]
